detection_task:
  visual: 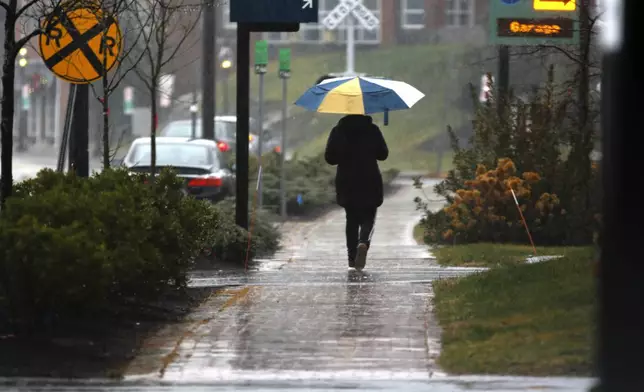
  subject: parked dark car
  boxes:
[160,116,281,157]
[121,137,236,203]
[159,116,248,155]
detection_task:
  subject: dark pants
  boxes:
[344,206,377,260]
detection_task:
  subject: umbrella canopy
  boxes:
[294,76,425,115]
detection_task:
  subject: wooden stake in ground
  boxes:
[510,188,537,255]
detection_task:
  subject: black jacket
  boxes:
[324,115,389,208]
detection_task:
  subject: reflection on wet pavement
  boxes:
[0,179,597,391]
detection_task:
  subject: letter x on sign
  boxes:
[39,7,123,84]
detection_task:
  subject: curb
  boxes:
[396,172,446,180]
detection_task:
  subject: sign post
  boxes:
[39,6,122,177]
[321,0,379,76]
[255,40,268,208]
[231,0,318,229]
[278,48,291,219]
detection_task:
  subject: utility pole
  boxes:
[202,0,216,140]
[278,48,291,219]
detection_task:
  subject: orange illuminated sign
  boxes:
[497,18,574,39]
[533,0,576,12]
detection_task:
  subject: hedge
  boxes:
[247,152,400,216]
[0,168,280,333]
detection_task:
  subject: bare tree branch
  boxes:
[0,2,11,13]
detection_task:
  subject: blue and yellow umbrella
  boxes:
[294,76,425,125]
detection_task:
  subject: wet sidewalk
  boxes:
[121,177,596,391]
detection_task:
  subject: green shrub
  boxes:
[247,152,400,216]
[0,168,239,331]
[206,198,282,263]
[416,67,600,246]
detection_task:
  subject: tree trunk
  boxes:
[150,82,157,178]
[1,15,16,209]
[566,0,594,244]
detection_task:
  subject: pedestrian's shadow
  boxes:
[341,270,375,338]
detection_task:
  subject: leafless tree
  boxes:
[82,0,156,169]
[0,0,88,207]
[129,0,201,178]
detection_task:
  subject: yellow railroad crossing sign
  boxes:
[39,6,122,84]
[533,0,576,12]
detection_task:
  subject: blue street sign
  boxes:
[501,0,521,4]
[230,0,319,24]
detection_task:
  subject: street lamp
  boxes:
[218,46,233,114]
[16,47,29,151]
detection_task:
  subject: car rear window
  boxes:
[162,122,195,137]
[162,120,237,141]
[127,143,214,167]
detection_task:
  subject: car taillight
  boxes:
[188,177,222,187]
[217,141,230,152]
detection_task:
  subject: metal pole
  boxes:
[70,84,89,177]
[201,0,216,139]
[346,14,355,75]
[280,76,287,219]
[257,72,264,207]
[58,84,77,172]
[53,78,61,148]
[497,45,510,117]
[235,25,250,229]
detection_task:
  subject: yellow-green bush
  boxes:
[423,158,565,245]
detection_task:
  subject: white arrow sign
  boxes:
[302,0,313,9]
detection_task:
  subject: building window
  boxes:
[445,0,474,27]
[401,0,425,29]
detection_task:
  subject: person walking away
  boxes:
[324,114,389,271]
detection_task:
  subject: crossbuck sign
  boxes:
[322,0,380,31]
